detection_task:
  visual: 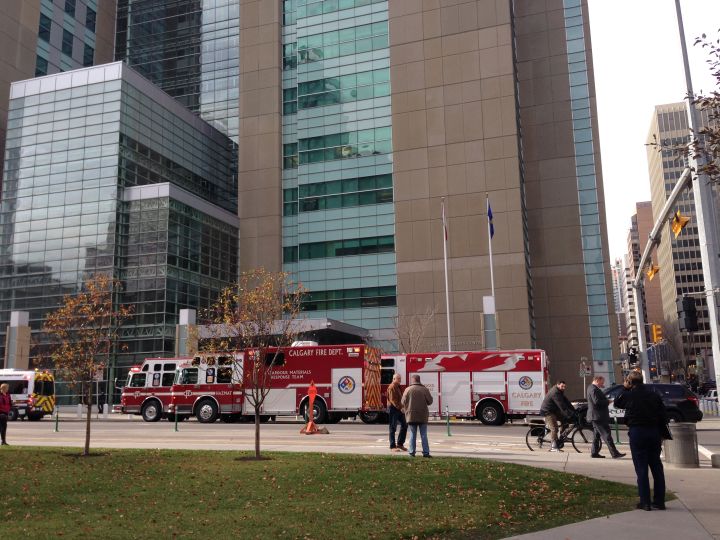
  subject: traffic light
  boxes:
[677,296,699,332]
[650,324,663,343]
[671,210,690,238]
[646,263,659,281]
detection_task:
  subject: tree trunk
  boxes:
[254,407,261,459]
[84,383,92,456]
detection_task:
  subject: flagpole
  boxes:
[442,197,452,351]
[487,194,495,298]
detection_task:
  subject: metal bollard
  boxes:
[76,403,83,418]
[103,403,109,418]
[663,422,699,468]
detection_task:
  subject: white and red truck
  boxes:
[375,349,549,426]
[119,357,188,421]
[167,344,382,424]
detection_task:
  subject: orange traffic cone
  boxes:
[300,381,329,435]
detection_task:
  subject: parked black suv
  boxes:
[578,383,703,423]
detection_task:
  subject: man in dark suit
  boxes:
[615,371,668,511]
[586,375,625,459]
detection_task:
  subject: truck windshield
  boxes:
[128,373,147,388]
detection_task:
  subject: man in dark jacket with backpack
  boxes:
[539,381,575,452]
[586,375,625,459]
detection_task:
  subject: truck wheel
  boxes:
[477,402,505,426]
[195,399,219,424]
[8,408,18,421]
[359,411,380,424]
[302,400,328,424]
[141,400,163,422]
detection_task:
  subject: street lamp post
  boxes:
[675,0,720,386]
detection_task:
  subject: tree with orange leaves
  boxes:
[42,274,133,456]
[202,268,305,459]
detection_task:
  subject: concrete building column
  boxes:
[4,311,30,369]
[175,309,198,357]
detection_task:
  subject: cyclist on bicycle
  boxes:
[539,380,576,452]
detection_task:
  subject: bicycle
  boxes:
[525,416,593,453]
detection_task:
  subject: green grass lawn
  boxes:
[1,447,636,539]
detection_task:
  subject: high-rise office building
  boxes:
[0,63,238,373]
[0,0,116,191]
[624,202,663,348]
[647,102,719,368]
[239,0,618,387]
[610,258,627,353]
[115,0,240,141]
[0,0,620,390]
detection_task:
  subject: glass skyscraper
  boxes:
[0,63,238,375]
[280,1,397,344]
[115,0,240,141]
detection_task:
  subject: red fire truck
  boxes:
[119,357,188,422]
[373,349,548,426]
[167,344,382,424]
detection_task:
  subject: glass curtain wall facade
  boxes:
[0,63,238,375]
[115,0,240,141]
[281,0,397,341]
[561,0,614,379]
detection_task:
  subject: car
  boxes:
[575,383,703,423]
[704,389,718,402]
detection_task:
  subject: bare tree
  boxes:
[395,306,435,353]
[202,269,305,459]
[692,30,720,184]
[42,274,133,456]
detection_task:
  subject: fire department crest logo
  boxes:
[518,376,533,390]
[337,376,356,394]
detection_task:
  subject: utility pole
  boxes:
[675,0,720,385]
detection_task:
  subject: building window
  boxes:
[62,29,74,56]
[301,286,397,311]
[35,56,48,76]
[283,143,298,169]
[282,88,297,115]
[39,13,51,42]
[64,0,76,17]
[86,6,96,32]
[83,44,94,66]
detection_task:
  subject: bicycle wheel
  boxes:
[526,425,550,451]
[571,426,593,453]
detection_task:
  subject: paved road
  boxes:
[9,412,720,456]
[8,415,536,454]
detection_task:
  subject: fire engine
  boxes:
[0,369,55,421]
[119,358,187,421]
[168,344,382,424]
[374,349,548,426]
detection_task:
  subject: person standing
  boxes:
[614,372,667,511]
[586,375,625,459]
[401,374,433,457]
[387,373,408,452]
[0,383,12,446]
[539,380,576,452]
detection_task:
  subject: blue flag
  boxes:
[487,199,494,239]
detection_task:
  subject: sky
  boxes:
[587,0,720,261]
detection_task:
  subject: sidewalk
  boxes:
[502,418,720,540]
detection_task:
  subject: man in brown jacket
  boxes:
[401,374,433,457]
[387,373,408,451]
